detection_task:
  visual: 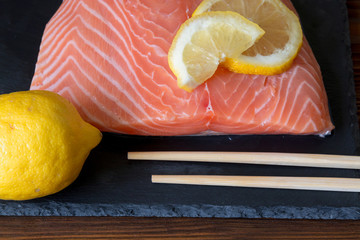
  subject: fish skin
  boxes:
[30,0,334,136]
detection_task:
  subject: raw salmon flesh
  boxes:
[30,0,335,136]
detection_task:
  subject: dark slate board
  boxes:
[0,0,359,219]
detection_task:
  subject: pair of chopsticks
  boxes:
[128,152,360,192]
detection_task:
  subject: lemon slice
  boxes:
[193,0,303,75]
[168,11,264,92]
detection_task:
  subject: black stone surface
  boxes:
[0,0,359,219]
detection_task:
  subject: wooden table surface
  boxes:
[1,1,360,239]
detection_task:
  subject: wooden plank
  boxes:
[0,217,359,240]
[0,1,359,239]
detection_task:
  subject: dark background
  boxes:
[0,0,359,218]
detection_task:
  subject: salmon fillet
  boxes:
[30,0,334,136]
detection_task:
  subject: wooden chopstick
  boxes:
[128,151,360,169]
[152,175,360,192]
[131,152,360,192]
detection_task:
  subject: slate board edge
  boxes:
[339,0,360,205]
[0,0,359,219]
[341,0,360,154]
[0,202,359,219]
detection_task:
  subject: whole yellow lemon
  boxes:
[0,90,102,200]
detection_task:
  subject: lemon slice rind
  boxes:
[168,11,265,92]
[193,0,303,75]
